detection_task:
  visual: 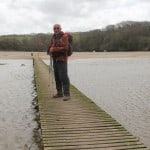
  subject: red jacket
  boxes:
[49,31,68,62]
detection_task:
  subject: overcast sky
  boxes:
[0,0,150,35]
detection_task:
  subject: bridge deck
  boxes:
[34,57,148,150]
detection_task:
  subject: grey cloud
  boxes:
[0,0,150,35]
[34,0,109,19]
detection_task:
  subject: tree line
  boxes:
[0,21,150,52]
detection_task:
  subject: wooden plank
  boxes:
[33,58,149,150]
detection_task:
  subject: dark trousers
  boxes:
[53,60,70,96]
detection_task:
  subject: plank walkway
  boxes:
[33,57,149,150]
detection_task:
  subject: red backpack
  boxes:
[65,32,73,56]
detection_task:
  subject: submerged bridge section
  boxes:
[34,57,149,150]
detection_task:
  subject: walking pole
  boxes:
[48,55,51,98]
[50,55,54,97]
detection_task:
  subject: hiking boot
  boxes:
[63,96,71,101]
[53,93,63,98]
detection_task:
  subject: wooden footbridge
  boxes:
[33,57,149,150]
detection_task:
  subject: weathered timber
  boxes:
[33,57,149,150]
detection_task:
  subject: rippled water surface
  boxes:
[43,58,150,147]
[67,58,150,148]
[0,59,38,150]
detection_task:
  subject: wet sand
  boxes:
[0,51,150,59]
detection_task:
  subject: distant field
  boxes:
[0,51,150,59]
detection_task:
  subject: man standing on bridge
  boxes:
[47,24,70,101]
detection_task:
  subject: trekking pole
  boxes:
[50,55,54,97]
[48,55,51,98]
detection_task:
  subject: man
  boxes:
[47,24,70,101]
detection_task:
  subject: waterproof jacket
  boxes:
[49,31,68,62]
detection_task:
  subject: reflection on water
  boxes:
[68,58,150,148]
[0,59,39,150]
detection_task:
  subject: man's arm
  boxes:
[52,35,68,53]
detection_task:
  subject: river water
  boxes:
[67,58,150,148]
[0,59,39,150]
[0,57,149,149]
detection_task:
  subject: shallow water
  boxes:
[44,58,150,147]
[68,58,150,148]
[0,59,39,150]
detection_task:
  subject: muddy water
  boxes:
[67,58,150,148]
[0,59,39,150]
[44,58,150,148]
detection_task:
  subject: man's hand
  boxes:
[50,47,54,53]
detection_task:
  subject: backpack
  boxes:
[65,32,73,56]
